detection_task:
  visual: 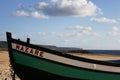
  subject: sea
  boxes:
[87,50,120,55]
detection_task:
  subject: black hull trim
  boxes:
[14,63,87,80]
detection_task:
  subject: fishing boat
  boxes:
[6,32,120,80]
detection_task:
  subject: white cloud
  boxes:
[12,10,48,19]
[118,40,120,43]
[38,32,46,36]
[51,0,58,3]
[81,39,86,43]
[35,2,48,9]
[108,31,120,36]
[35,0,102,17]
[30,11,48,18]
[62,39,70,43]
[85,26,92,31]
[66,25,92,31]
[66,25,84,30]
[55,32,77,37]
[37,25,100,38]
[58,25,100,37]
[12,0,101,18]
[26,34,32,38]
[108,26,120,36]
[12,10,29,17]
[91,17,118,23]
[112,26,119,31]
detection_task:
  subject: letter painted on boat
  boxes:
[12,43,44,58]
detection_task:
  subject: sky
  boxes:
[1,0,120,50]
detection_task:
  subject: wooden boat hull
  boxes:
[12,50,120,80]
[6,32,120,80]
[14,63,82,80]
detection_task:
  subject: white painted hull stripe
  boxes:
[12,43,120,73]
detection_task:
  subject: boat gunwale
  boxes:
[13,49,120,74]
[11,38,120,67]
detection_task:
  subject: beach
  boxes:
[1,51,120,80]
[0,51,20,80]
[69,52,120,61]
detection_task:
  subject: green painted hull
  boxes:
[13,50,120,80]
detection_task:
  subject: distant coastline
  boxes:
[0,41,120,55]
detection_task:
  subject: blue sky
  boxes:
[1,0,120,50]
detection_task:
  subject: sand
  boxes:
[0,51,9,70]
[0,51,20,80]
[1,51,120,80]
[69,52,120,61]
